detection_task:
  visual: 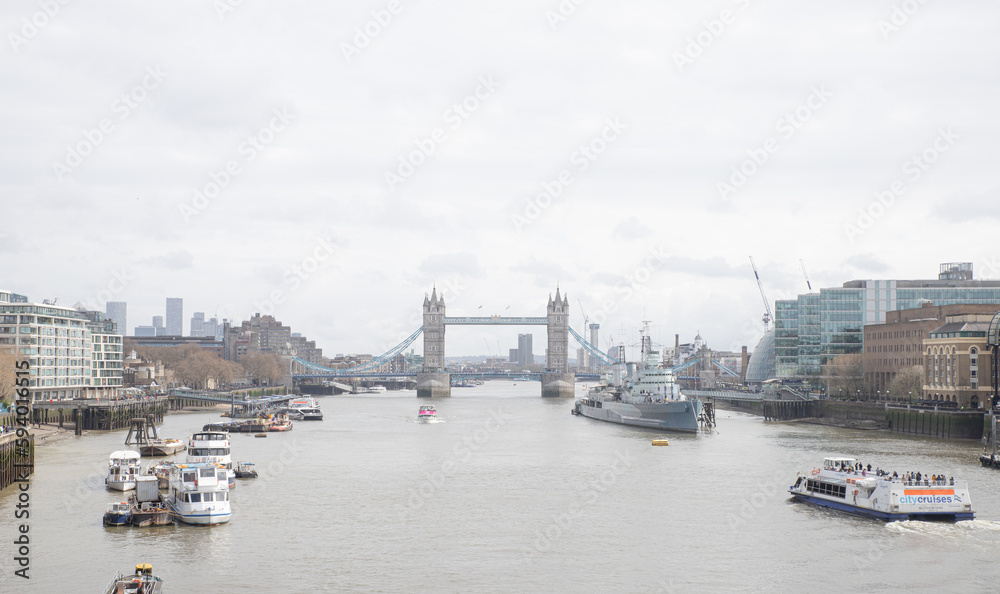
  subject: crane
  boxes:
[800,259,812,291]
[749,256,773,331]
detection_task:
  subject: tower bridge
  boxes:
[290,287,616,397]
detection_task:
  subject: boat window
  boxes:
[224,492,229,501]
[182,472,196,483]
[199,468,215,478]
[190,493,201,503]
[203,492,213,502]
[182,493,189,502]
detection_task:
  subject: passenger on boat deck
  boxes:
[866,463,872,471]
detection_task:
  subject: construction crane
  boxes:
[800,259,812,291]
[749,256,773,331]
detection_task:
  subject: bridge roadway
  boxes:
[294,371,601,381]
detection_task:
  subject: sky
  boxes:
[3,1,999,362]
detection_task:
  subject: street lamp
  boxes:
[908,390,912,405]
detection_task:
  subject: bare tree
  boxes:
[240,351,285,385]
[824,353,865,399]
[0,347,25,406]
[888,365,925,403]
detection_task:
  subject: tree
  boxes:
[0,347,26,406]
[824,353,865,399]
[240,351,286,386]
[889,365,925,403]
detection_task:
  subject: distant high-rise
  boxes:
[166,298,183,336]
[152,316,163,328]
[135,326,156,337]
[517,333,533,367]
[106,302,127,337]
[589,323,600,371]
[191,312,206,337]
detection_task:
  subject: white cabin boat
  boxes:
[163,463,232,526]
[186,431,231,469]
[285,397,323,421]
[788,457,974,521]
[106,451,142,491]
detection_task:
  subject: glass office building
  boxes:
[775,263,1000,384]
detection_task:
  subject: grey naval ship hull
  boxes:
[575,398,701,433]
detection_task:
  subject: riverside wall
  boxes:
[712,397,984,440]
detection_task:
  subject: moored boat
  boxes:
[106,451,143,491]
[162,462,232,526]
[139,438,186,457]
[103,501,131,526]
[102,563,163,594]
[233,461,258,479]
[574,322,702,433]
[788,457,974,521]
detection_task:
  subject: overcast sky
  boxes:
[3,1,998,361]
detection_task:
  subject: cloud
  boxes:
[843,254,890,274]
[136,250,195,271]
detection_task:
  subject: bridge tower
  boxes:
[542,288,574,397]
[418,287,450,397]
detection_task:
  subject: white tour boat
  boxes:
[163,462,232,526]
[788,457,974,521]
[285,397,323,421]
[187,431,234,489]
[106,450,142,491]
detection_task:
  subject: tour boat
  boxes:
[285,397,324,420]
[186,431,231,468]
[106,451,143,491]
[163,462,232,526]
[103,501,131,526]
[103,563,163,594]
[368,385,387,393]
[418,405,437,418]
[788,457,975,521]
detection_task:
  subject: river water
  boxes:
[2,382,1000,593]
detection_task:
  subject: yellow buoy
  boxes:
[651,439,669,446]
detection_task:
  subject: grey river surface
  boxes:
[3,382,1000,593]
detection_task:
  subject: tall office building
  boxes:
[190,312,206,337]
[774,262,1000,384]
[105,302,126,337]
[517,333,533,367]
[166,298,183,336]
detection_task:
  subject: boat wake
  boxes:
[410,417,444,424]
[885,519,1000,536]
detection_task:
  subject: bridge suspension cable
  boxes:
[569,326,618,366]
[293,326,424,375]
